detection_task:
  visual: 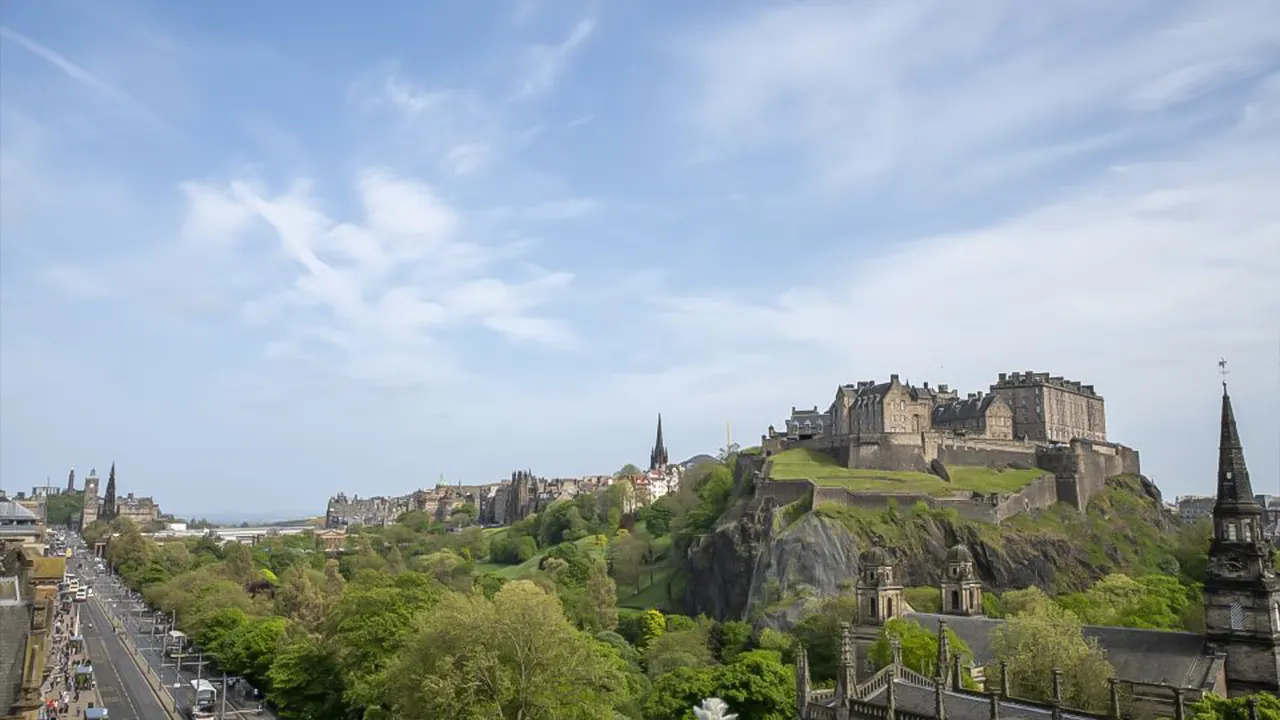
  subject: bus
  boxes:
[189,679,217,719]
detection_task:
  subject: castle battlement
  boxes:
[992,370,1101,399]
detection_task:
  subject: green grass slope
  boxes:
[768,448,1045,496]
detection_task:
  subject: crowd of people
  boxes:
[39,573,100,718]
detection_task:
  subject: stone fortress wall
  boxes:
[756,369,1141,524]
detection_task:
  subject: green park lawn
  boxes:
[767,448,1045,496]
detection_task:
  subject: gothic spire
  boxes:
[1215,384,1259,513]
[104,461,118,521]
[649,413,669,470]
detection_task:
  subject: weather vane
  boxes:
[1218,357,1229,387]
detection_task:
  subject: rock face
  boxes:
[683,475,1177,630]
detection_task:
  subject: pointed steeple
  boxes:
[103,461,118,522]
[649,414,669,471]
[1215,384,1259,513]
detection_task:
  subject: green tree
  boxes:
[791,594,860,681]
[327,571,442,714]
[990,601,1114,711]
[1189,692,1280,720]
[868,618,973,680]
[384,580,630,719]
[268,633,348,720]
[616,463,642,477]
[712,621,753,664]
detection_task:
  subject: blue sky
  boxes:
[2,0,1278,519]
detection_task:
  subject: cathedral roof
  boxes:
[860,546,895,567]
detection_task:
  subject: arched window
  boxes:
[1229,602,1246,630]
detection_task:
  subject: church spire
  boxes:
[1215,382,1259,513]
[650,414,669,470]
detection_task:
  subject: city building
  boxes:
[0,545,66,719]
[0,497,43,551]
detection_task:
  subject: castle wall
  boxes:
[935,436,1038,468]
[756,480,815,506]
[1038,440,1140,511]
[758,467,1058,526]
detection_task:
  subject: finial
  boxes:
[1219,357,1229,392]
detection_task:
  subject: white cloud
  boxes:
[679,1,1280,189]
[178,170,576,386]
[649,122,1280,492]
[516,18,596,99]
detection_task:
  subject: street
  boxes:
[82,596,170,720]
[92,570,273,719]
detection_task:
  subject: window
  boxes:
[1227,523,1238,541]
[1229,602,1246,630]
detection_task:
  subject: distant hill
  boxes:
[680,454,718,468]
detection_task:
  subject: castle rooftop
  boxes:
[991,371,1102,399]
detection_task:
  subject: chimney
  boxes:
[998,373,1007,382]
[924,381,930,389]
[890,373,900,384]
[939,384,949,393]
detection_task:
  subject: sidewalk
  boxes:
[38,602,105,718]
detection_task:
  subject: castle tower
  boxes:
[67,466,76,493]
[649,414,669,471]
[856,546,905,626]
[941,544,984,616]
[1201,382,1280,696]
[103,462,118,522]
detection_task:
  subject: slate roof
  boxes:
[932,394,1007,425]
[905,612,1220,690]
[861,680,1100,720]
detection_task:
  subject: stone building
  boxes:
[1,545,66,719]
[0,498,43,551]
[102,462,117,523]
[798,386,1280,718]
[940,545,983,617]
[989,371,1107,443]
[115,493,161,526]
[930,393,1014,440]
[77,470,100,529]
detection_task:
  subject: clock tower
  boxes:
[1202,380,1280,696]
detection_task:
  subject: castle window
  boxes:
[1227,523,1238,541]
[1229,602,1246,630]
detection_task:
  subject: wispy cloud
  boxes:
[516,18,596,99]
[0,25,174,132]
[566,113,595,128]
[175,169,576,386]
[679,2,1280,191]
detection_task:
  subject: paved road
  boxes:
[82,598,170,720]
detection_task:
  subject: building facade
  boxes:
[77,471,100,529]
[989,371,1107,443]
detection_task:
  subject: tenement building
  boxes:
[796,384,1280,719]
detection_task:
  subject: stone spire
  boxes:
[936,619,952,685]
[837,622,856,702]
[650,414,669,470]
[795,644,811,715]
[67,466,76,493]
[1215,384,1260,514]
[103,462,117,522]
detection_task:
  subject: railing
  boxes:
[853,666,894,700]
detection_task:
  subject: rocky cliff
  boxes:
[682,474,1178,629]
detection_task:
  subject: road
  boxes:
[82,597,171,720]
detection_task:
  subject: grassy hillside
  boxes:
[809,474,1178,592]
[473,532,609,580]
[768,447,1044,495]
